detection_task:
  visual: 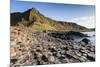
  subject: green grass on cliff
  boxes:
[11,8,89,32]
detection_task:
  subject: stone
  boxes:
[81,56,87,60]
[82,53,87,57]
[89,48,95,52]
[11,59,18,64]
[56,52,61,57]
[82,38,90,44]
[78,56,86,62]
[81,47,87,50]
[74,51,82,57]
[65,51,75,59]
[63,58,70,63]
[49,56,55,62]
[87,53,95,61]
[73,45,81,49]
[10,26,95,66]
[79,49,89,54]
[41,55,48,62]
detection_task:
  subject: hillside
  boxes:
[11,7,89,32]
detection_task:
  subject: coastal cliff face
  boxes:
[10,26,95,66]
[11,8,89,32]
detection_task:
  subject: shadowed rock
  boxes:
[82,38,90,44]
[48,31,88,40]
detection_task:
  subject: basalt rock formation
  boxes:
[10,26,95,67]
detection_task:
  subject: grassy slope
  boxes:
[11,8,89,32]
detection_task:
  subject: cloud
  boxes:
[68,16,95,28]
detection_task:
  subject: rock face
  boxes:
[10,26,95,67]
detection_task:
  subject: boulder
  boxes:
[48,56,55,62]
[82,38,90,44]
[87,52,95,61]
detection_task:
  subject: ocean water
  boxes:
[74,31,95,45]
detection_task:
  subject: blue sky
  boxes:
[11,0,95,28]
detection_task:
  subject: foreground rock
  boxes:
[10,26,95,67]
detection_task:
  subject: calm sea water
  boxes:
[74,31,95,45]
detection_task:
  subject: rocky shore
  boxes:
[10,26,95,67]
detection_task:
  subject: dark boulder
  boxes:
[41,55,48,62]
[87,53,95,61]
[82,38,90,44]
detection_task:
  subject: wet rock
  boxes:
[82,38,90,44]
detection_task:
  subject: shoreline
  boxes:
[10,26,95,66]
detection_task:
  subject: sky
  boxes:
[11,0,95,28]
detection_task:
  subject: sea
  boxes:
[74,31,95,45]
